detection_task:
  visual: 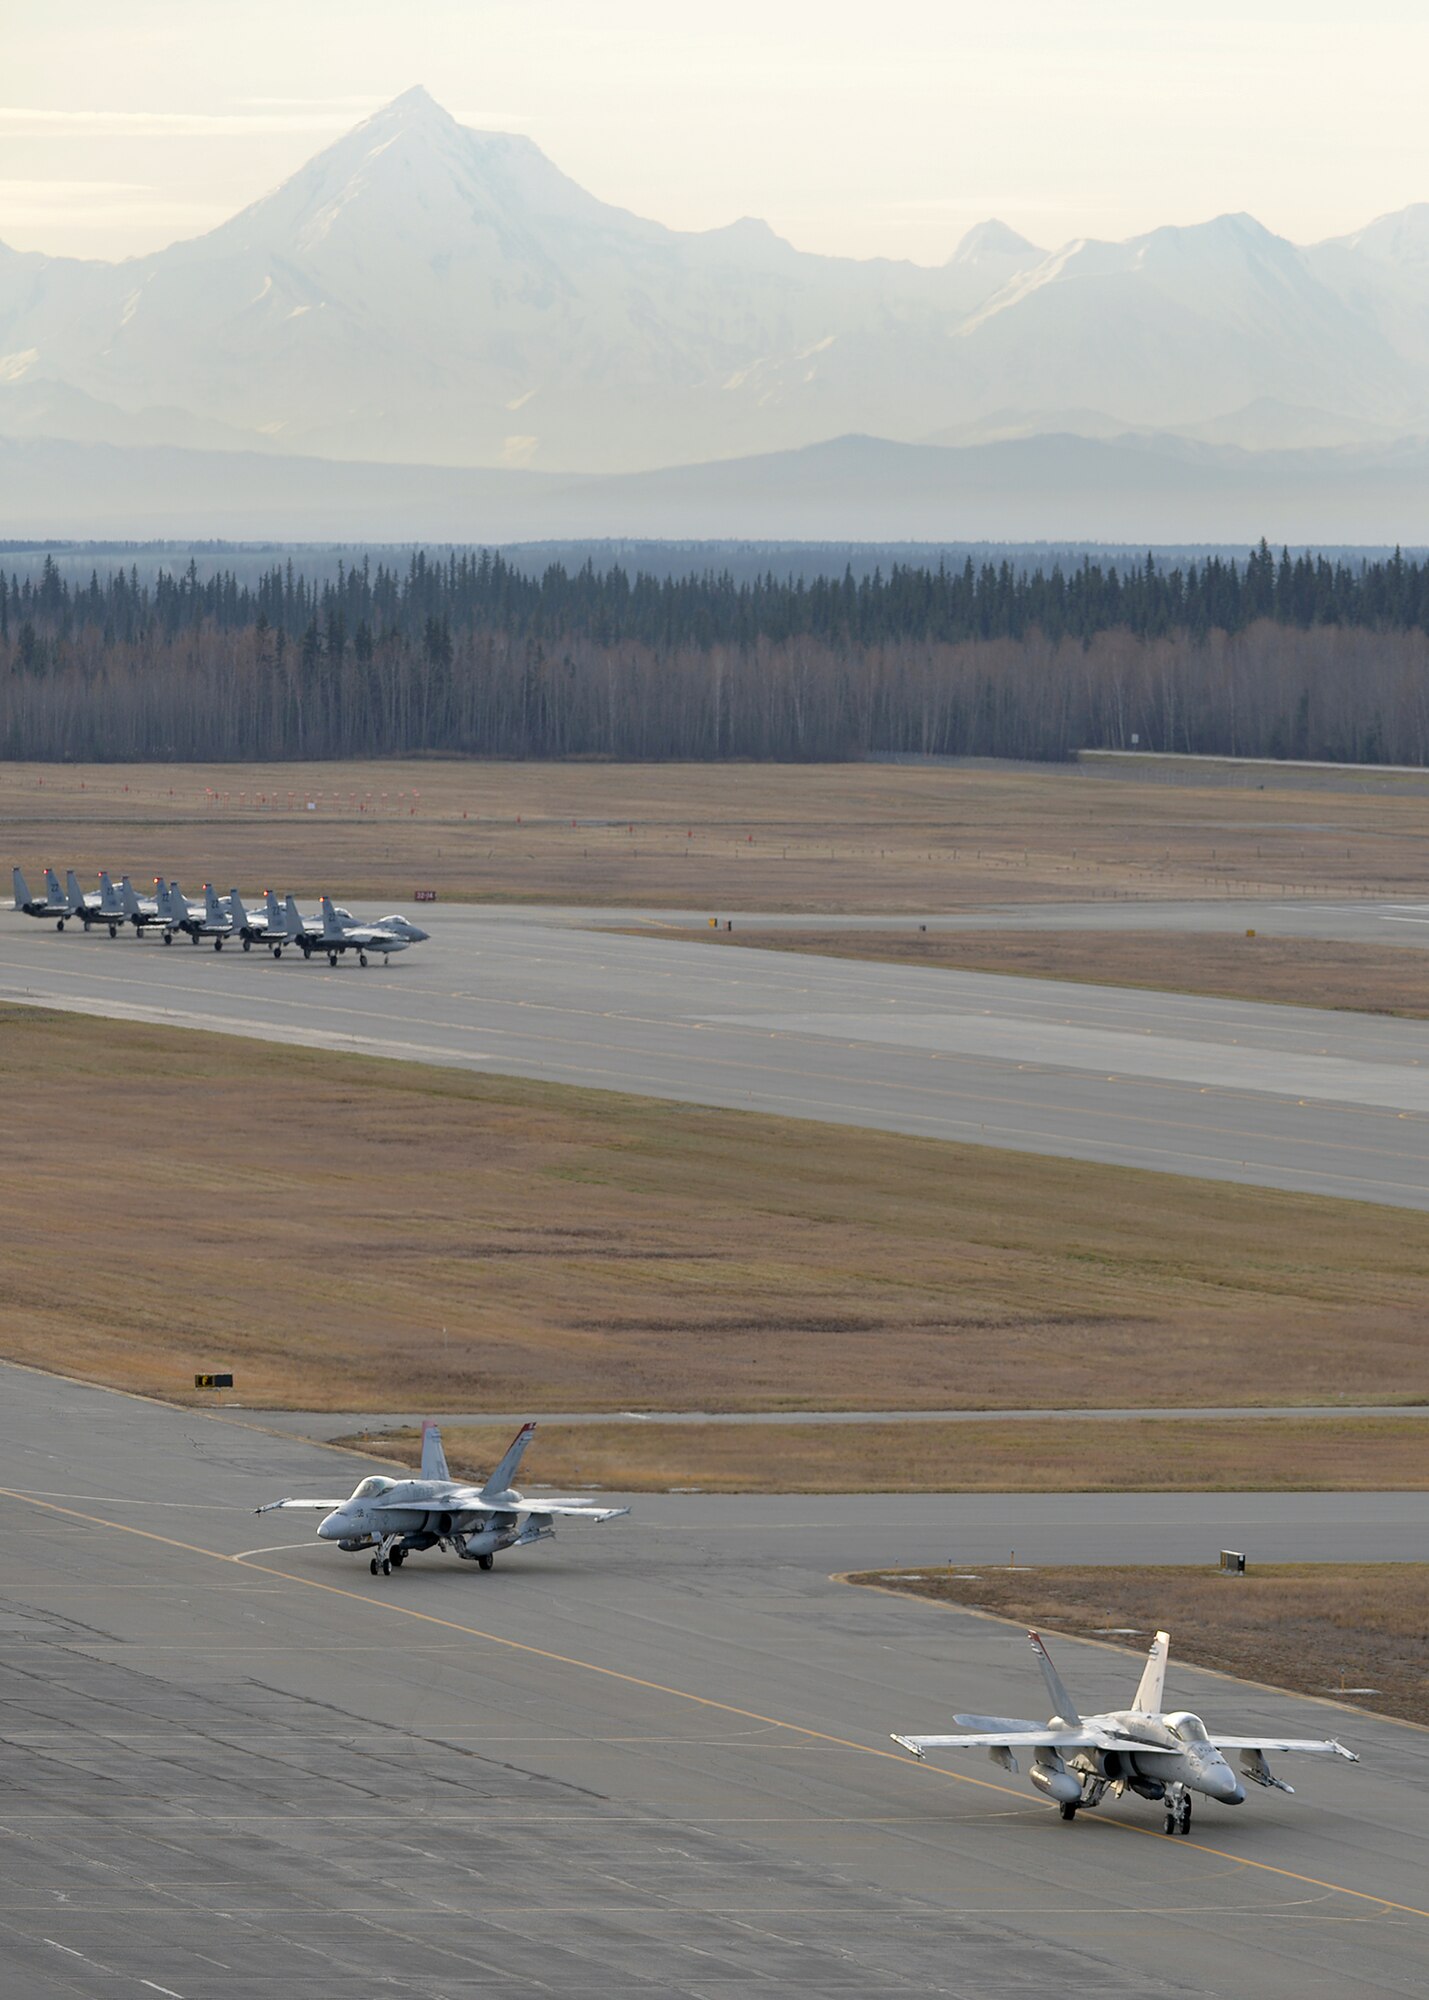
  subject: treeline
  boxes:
[8,541,1429,654]
[3,545,1429,764]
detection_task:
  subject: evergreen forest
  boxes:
[4,542,1429,764]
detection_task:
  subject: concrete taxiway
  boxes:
[4,1363,1429,1998]
[7,898,1429,1206]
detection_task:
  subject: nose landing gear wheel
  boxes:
[328,951,339,966]
[1164,1787,1193,1835]
[359,951,368,967]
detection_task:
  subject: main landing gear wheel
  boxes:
[327,950,339,967]
[359,951,368,968]
[272,946,282,959]
[389,1548,405,1567]
[163,929,173,944]
[214,936,223,951]
[56,918,65,931]
[190,931,199,944]
[242,936,252,952]
[477,1553,495,1571]
[369,1556,393,1576]
[108,923,118,937]
[1058,1801,1077,1820]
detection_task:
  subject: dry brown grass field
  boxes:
[351,1416,1429,1494]
[848,1565,1429,1730]
[4,1008,1429,1413]
[694,927,1429,1018]
[7,756,1429,910]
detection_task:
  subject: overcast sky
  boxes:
[5,0,1428,263]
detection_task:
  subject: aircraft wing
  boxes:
[519,1500,630,1521]
[892,1729,1129,1759]
[363,1492,629,1522]
[254,1498,345,1513]
[1212,1736,1359,1760]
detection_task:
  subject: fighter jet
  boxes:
[12,866,74,929]
[891,1627,1357,1833]
[120,875,175,940]
[65,869,128,936]
[256,1420,628,1574]
[230,889,293,957]
[283,893,411,967]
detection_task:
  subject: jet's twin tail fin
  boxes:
[320,895,345,939]
[285,894,306,933]
[65,869,86,909]
[12,866,30,908]
[45,867,65,905]
[420,1420,452,1481]
[229,889,250,927]
[1028,1630,1081,1724]
[204,883,227,923]
[1133,1629,1171,1714]
[480,1420,537,1501]
[265,889,287,931]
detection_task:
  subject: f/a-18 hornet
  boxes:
[891,1628,1356,1834]
[256,1420,628,1575]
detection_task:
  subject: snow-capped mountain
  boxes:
[3,87,1429,474]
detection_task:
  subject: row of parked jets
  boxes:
[264,1418,1357,1837]
[12,867,430,966]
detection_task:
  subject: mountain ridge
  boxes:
[3,89,1429,496]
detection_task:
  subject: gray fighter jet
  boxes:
[12,866,74,928]
[891,1627,1356,1833]
[256,1420,628,1574]
[65,869,128,935]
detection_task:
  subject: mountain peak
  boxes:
[948,219,1040,266]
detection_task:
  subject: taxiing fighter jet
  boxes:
[282,893,412,966]
[256,1420,628,1574]
[891,1627,1356,1833]
[12,866,74,928]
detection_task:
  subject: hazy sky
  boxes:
[5,0,1429,263]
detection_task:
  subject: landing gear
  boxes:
[477,1553,495,1571]
[1058,1800,1077,1821]
[1163,1785,1192,1836]
[301,940,312,959]
[242,936,252,952]
[56,918,65,931]
[190,930,199,944]
[214,936,224,951]
[162,929,173,945]
[368,1534,402,1577]
[108,922,118,938]
[327,950,339,966]
[272,946,283,959]
[358,951,368,968]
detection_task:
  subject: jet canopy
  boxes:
[350,1476,397,1500]
[1165,1712,1209,1742]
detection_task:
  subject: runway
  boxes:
[6,899,1429,1206]
[4,1364,1427,1998]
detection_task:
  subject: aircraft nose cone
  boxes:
[317,1510,344,1540]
